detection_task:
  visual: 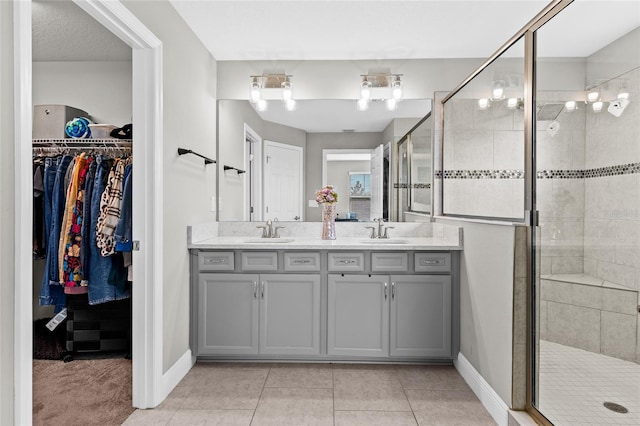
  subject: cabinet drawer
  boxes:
[198,252,235,271]
[414,252,451,273]
[241,252,278,271]
[284,252,321,272]
[328,252,365,272]
[372,252,408,272]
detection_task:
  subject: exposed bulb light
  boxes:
[618,91,629,100]
[587,90,600,103]
[357,98,369,111]
[360,80,371,100]
[507,98,519,109]
[284,99,296,111]
[478,98,490,110]
[491,81,504,100]
[256,99,268,111]
[391,77,402,100]
[565,100,577,111]
[281,79,293,101]
[250,78,261,102]
[592,101,603,112]
[386,98,397,111]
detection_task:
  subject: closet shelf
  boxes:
[33,138,132,146]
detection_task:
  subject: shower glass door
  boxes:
[533,1,640,424]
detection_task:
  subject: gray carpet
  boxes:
[33,358,134,426]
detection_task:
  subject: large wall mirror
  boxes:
[217,98,432,222]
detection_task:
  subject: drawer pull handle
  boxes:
[253,282,258,299]
[292,259,311,264]
[384,282,388,300]
[391,282,396,300]
[338,259,357,264]
[421,259,441,265]
[261,282,265,299]
[205,258,226,264]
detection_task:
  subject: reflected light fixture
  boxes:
[392,76,402,100]
[565,100,577,111]
[618,91,630,100]
[491,81,505,100]
[250,77,261,102]
[281,78,293,101]
[360,79,372,100]
[507,97,519,109]
[357,98,369,111]
[592,100,603,112]
[285,99,296,112]
[386,98,397,111]
[478,98,490,110]
[256,99,267,112]
[587,90,600,103]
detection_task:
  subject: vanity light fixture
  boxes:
[249,73,295,112]
[507,97,519,109]
[357,73,403,111]
[478,98,490,110]
[565,100,577,111]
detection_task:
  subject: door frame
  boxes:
[263,140,304,221]
[14,1,163,422]
[244,123,262,221]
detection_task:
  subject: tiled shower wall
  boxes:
[442,98,524,219]
[583,67,640,291]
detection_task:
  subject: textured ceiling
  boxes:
[32,0,131,62]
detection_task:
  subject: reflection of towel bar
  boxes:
[224,165,246,174]
[177,147,216,165]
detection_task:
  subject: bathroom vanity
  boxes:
[188,222,462,363]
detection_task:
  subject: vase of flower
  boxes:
[316,185,338,240]
[321,203,336,240]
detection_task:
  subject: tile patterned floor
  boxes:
[538,340,640,425]
[123,363,496,425]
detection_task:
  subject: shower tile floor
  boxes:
[539,340,640,425]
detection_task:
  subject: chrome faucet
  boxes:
[365,218,394,239]
[256,218,285,238]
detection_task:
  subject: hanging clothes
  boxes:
[35,147,133,308]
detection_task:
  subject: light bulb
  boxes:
[281,81,292,101]
[565,100,577,111]
[392,79,402,100]
[256,99,267,111]
[250,79,261,102]
[360,81,371,100]
[507,98,518,109]
[592,101,603,112]
[492,87,504,100]
[478,98,490,110]
[386,98,397,111]
[357,98,369,111]
[285,99,296,111]
[618,91,629,100]
[587,90,599,102]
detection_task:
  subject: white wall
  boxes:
[33,61,132,125]
[0,3,15,423]
[438,218,516,406]
[122,0,218,373]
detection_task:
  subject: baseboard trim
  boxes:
[160,349,195,403]
[454,352,509,426]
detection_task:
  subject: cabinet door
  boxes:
[199,273,259,355]
[390,275,451,358]
[259,274,321,355]
[328,274,389,357]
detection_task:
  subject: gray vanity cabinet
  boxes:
[328,274,390,357]
[390,275,452,357]
[259,274,321,356]
[198,273,259,355]
[198,272,321,356]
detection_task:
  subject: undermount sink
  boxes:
[359,239,409,244]
[242,238,295,244]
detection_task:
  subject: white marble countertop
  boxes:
[188,236,462,251]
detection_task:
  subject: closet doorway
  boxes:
[14,0,163,423]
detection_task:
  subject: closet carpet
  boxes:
[33,358,134,426]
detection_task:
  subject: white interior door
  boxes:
[370,144,384,220]
[263,141,303,221]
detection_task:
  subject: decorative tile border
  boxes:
[393,183,431,189]
[435,163,640,179]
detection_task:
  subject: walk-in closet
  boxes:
[32,1,135,424]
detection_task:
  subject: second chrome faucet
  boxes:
[257,218,286,238]
[365,218,394,239]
